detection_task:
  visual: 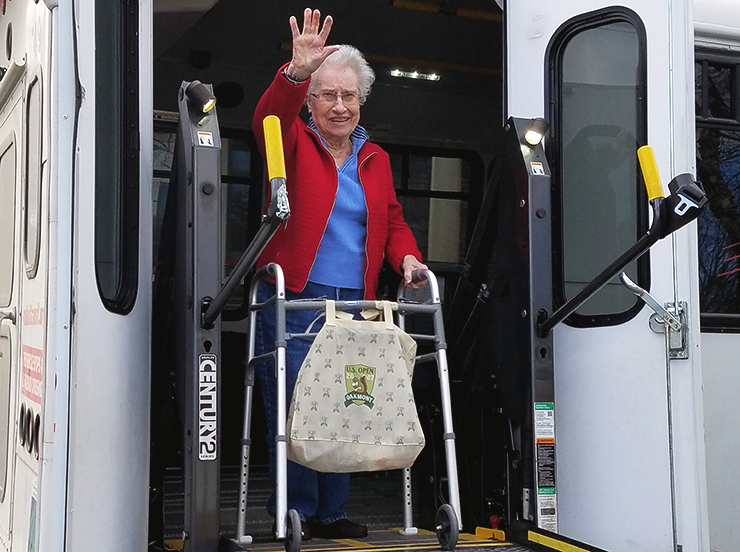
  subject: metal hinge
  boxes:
[620,273,689,360]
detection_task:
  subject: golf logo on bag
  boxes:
[345,365,376,408]
[287,300,425,472]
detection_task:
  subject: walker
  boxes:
[234,264,461,552]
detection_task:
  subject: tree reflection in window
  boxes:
[696,54,740,322]
[697,128,740,315]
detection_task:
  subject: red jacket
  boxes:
[253,65,422,299]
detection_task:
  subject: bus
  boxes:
[2,0,739,551]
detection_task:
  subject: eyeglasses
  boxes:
[310,91,360,105]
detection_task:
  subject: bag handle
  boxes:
[304,300,361,333]
[321,299,395,329]
[381,301,395,330]
[358,301,397,330]
[325,299,336,327]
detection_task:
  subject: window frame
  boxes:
[379,142,485,265]
[0,134,16,308]
[545,6,650,328]
[94,0,140,314]
[24,73,42,279]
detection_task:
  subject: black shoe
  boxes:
[310,518,368,539]
[272,519,312,541]
[299,520,312,541]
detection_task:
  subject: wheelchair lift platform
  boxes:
[164,524,606,552]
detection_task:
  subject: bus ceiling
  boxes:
[153,0,220,59]
[152,1,504,151]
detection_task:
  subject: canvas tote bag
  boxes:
[286,300,425,472]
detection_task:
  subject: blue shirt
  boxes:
[308,120,369,289]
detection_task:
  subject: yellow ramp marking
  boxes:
[474,528,506,541]
[334,539,376,548]
[529,531,593,552]
[459,532,492,542]
[307,540,512,552]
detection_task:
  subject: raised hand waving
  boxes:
[286,9,339,81]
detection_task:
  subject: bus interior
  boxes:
[149,0,507,545]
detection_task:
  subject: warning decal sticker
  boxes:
[534,402,557,532]
[530,162,545,175]
[198,131,215,147]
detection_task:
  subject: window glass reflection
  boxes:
[697,127,740,315]
[558,21,642,316]
[388,153,474,263]
[707,64,732,120]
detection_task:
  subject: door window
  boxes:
[25,76,42,277]
[548,9,648,325]
[0,138,16,307]
[95,0,139,313]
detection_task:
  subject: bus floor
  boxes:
[161,466,547,552]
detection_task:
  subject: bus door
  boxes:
[506,2,707,552]
[0,60,26,548]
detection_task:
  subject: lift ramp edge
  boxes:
[164,525,607,552]
[504,522,611,552]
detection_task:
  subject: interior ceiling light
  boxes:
[390,69,440,81]
[390,0,502,22]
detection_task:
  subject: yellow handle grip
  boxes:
[637,145,665,201]
[263,115,286,180]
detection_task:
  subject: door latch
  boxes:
[619,273,688,359]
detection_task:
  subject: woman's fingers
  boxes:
[311,9,322,33]
[289,9,336,75]
[303,8,321,36]
[318,15,333,42]
[289,15,300,41]
[302,7,313,34]
[401,256,429,289]
[294,9,331,42]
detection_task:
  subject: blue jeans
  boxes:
[255,281,364,523]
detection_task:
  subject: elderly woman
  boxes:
[253,8,426,541]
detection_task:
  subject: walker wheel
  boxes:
[435,504,459,551]
[285,509,302,552]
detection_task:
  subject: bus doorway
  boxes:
[150,2,709,552]
[150,0,502,546]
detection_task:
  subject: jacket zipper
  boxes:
[302,138,344,290]
[357,152,376,298]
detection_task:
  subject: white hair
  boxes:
[308,44,376,104]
